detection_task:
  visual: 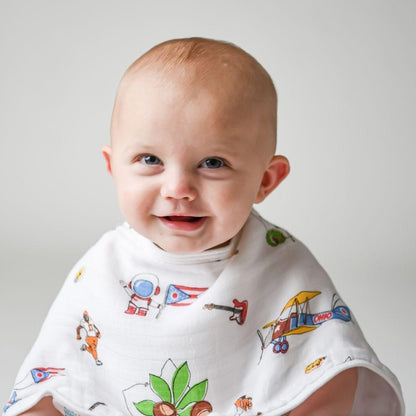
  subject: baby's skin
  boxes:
[20,37,357,416]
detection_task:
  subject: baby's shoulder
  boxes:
[246,211,329,277]
[63,223,138,282]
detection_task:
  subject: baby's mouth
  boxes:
[159,215,207,231]
[164,216,202,222]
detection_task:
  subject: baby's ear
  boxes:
[101,145,113,176]
[255,155,290,203]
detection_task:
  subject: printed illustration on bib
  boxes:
[15,366,65,389]
[74,267,85,283]
[89,402,107,411]
[305,356,327,374]
[257,292,351,361]
[233,395,262,415]
[123,359,212,416]
[163,284,207,307]
[120,273,162,316]
[4,367,66,412]
[64,407,81,416]
[203,299,248,325]
[251,211,295,247]
[76,310,103,365]
[120,273,208,319]
[3,391,18,413]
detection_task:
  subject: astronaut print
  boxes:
[120,273,208,319]
[120,273,162,317]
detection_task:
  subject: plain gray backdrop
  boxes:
[1,0,415,414]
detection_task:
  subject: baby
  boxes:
[5,38,404,416]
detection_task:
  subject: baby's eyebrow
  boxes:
[205,144,241,157]
[122,142,156,153]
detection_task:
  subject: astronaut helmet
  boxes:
[130,273,160,298]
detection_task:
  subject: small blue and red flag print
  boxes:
[30,367,65,383]
[3,391,18,412]
[165,284,207,306]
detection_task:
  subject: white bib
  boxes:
[4,211,404,416]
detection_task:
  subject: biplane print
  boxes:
[257,292,351,361]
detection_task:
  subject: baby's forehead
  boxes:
[112,38,277,154]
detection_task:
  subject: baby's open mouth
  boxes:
[164,216,202,222]
[159,215,206,231]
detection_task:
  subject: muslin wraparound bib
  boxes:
[4,211,404,416]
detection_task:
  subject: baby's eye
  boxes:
[138,154,162,165]
[200,157,225,169]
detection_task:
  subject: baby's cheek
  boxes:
[215,188,253,230]
[120,181,145,203]
[222,183,256,208]
[117,188,133,208]
[117,188,140,216]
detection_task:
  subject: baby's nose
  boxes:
[160,170,197,201]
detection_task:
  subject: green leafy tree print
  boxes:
[134,361,212,416]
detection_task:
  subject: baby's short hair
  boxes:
[126,37,274,87]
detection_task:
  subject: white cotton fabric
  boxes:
[4,210,404,416]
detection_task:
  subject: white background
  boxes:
[1,1,415,414]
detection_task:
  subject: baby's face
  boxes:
[104,70,287,253]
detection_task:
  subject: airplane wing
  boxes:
[282,326,317,336]
[262,291,322,329]
[282,291,321,312]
